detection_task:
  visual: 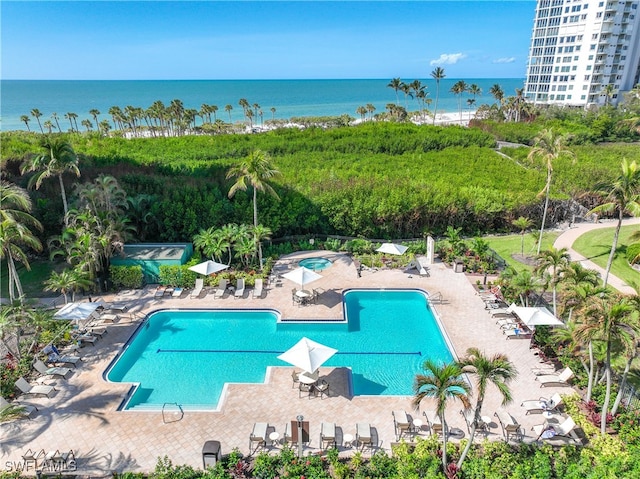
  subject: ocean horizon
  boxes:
[1,78,524,132]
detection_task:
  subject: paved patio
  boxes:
[1,251,577,476]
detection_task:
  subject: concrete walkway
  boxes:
[553,217,640,294]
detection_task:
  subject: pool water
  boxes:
[298,257,332,271]
[107,290,453,410]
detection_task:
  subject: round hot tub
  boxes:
[298,257,333,271]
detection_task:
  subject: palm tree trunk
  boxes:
[457,405,481,467]
[8,255,24,303]
[601,344,612,435]
[537,179,551,255]
[253,188,258,228]
[441,414,448,472]
[602,212,623,288]
[58,173,69,223]
[586,341,595,402]
[611,355,634,416]
[433,86,439,125]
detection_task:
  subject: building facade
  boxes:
[525,0,640,107]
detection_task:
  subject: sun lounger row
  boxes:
[187,278,265,299]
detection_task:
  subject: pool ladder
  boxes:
[162,402,184,423]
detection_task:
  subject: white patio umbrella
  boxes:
[282,266,323,289]
[509,304,564,327]
[188,260,229,276]
[277,337,338,374]
[376,243,408,255]
[53,301,104,322]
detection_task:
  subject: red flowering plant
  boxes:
[612,407,640,445]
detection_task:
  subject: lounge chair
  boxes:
[154,285,167,298]
[253,278,264,299]
[356,422,373,451]
[213,278,227,299]
[320,421,336,449]
[460,409,489,435]
[15,377,56,398]
[536,367,574,388]
[249,422,269,453]
[43,345,81,367]
[393,410,413,440]
[99,313,121,323]
[532,415,578,441]
[0,396,38,419]
[504,327,532,339]
[33,359,72,379]
[234,278,245,299]
[521,393,563,415]
[494,410,523,441]
[423,410,443,437]
[283,421,293,445]
[72,332,98,346]
[104,302,128,312]
[172,287,183,298]
[44,450,75,469]
[191,278,204,298]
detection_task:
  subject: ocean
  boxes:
[1,78,524,132]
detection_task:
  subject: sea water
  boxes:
[1,78,524,131]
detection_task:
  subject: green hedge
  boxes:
[110,265,144,289]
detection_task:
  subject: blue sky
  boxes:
[1,1,535,80]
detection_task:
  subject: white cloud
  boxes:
[493,57,516,64]
[429,53,466,66]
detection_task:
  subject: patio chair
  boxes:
[532,415,578,441]
[234,278,245,299]
[99,313,121,323]
[283,421,293,445]
[521,393,564,415]
[33,359,72,379]
[103,302,128,313]
[291,370,300,388]
[249,422,269,453]
[72,332,98,346]
[15,377,56,398]
[393,410,413,441]
[314,379,330,398]
[191,278,204,298]
[503,327,532,339]
[0,396,38,419]
[423,410,443,437]
[320,422,336,449]
[299,382,313,398]
[172,287,184,298]
[43,345,81,367]
[356,422,373,451]
[460,409,489,435]
[44,450,75,469]
[494,410,523,441]
[536,367,574,387]
[213,278,227,299]
[154,285,167,298]
[253,278,264,299]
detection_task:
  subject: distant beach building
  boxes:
[524,0,640,108]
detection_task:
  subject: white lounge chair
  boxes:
[234,278,245,299]
[356,422,373,451]
[214,278,227,299]
[320,421,336,449]
[33,360,72,379]
[423,410,443,437]
[393,410,412,440]
[494,410,523,441]
[521,393,563,414]
[190,278,204,298]
[249,422,269,452]
[253,278,264,299]
[460,409,489,435]
[0,396,38,419]
[533,416,578,442]
[536,367,574,387]
[15,377,56,398]
[46,352,81,367]
[99,313,121,323]
[172,287,183,298]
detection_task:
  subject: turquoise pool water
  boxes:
[106,289,453,409]
[298,257,332,271]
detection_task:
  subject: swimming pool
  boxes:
[298,257,332,271]
[106,289,453,410]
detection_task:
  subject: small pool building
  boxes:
[110,243,193,284]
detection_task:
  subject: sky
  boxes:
[1,1,536,80]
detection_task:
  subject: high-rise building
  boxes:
[524,0,640,108]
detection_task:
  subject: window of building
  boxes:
[596,11,603,18]
[555,66,560,72]
[583,85,588,90]
[569,85,573,90]
[585,75,590,80]
[581,95,586,100]
[590,44,596,50]
[567,95,572,99]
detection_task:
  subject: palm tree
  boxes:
[270,107,276,121]
[456,348,516,467]
[44,268,92,303]
[366,103,376,120]
[0,181,43,302]
[489,83,504,104]
[356,106,367,120]
[575,296,638,434]
[227,150,281,228]
[589,159,640,288]
[413,360,470,474]
[534,247,570,317]
[31,108,44,133]
[512,216,533,255]
[430,67,446,125]
[387,78,402,105]
[21,136,81,220]
[251,224,272,270]
[194,227,227,261]
[602,84,616,106]
[510,269,541,306]
[20,115,31,131]
[450,80,468,121]
[527,128,575,254]
[0,402,29,423]
[89,109,100,129]
[225,104,233,123]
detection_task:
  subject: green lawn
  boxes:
[484,231,562,272]
[571,225,640,290]
[0,259,65,299]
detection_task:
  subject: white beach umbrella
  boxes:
[277,337,338,374]
[53,301,104,322]
[510,305,564,327]
[376,243,409,255]
[282,267,323,289]
[188,260,229,276]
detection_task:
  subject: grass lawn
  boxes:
[484,231,562,272]
[571,225,640,290]
[0,259,65,299]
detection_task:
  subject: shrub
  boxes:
[625,243,640,265]
[110,265,144,289]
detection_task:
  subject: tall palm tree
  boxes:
[21,136,81,220]
[30,108,43,133]
[270,107,276,121]
[227,149,281,228]
[456,348,516,467]
[225,104,233,123]
[512,216,533,255]
[535,247,570,317]
[251,224,272,270]
[356,106,367,120]
[601,84,616,106]
[527,128,574,254]
[387,78,402,105]
[366,103,376,120]
[0,181,43,302]
[20,115,31,131]
[489,83,504,104]
[430,67,446,125]
[450,80,468,121]
[44,268,92,303]
[575,296,638,434]
[589,159,640,288]
[413,360,470,474]
[89,109,100,129]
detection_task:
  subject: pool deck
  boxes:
[1,251,577,476]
